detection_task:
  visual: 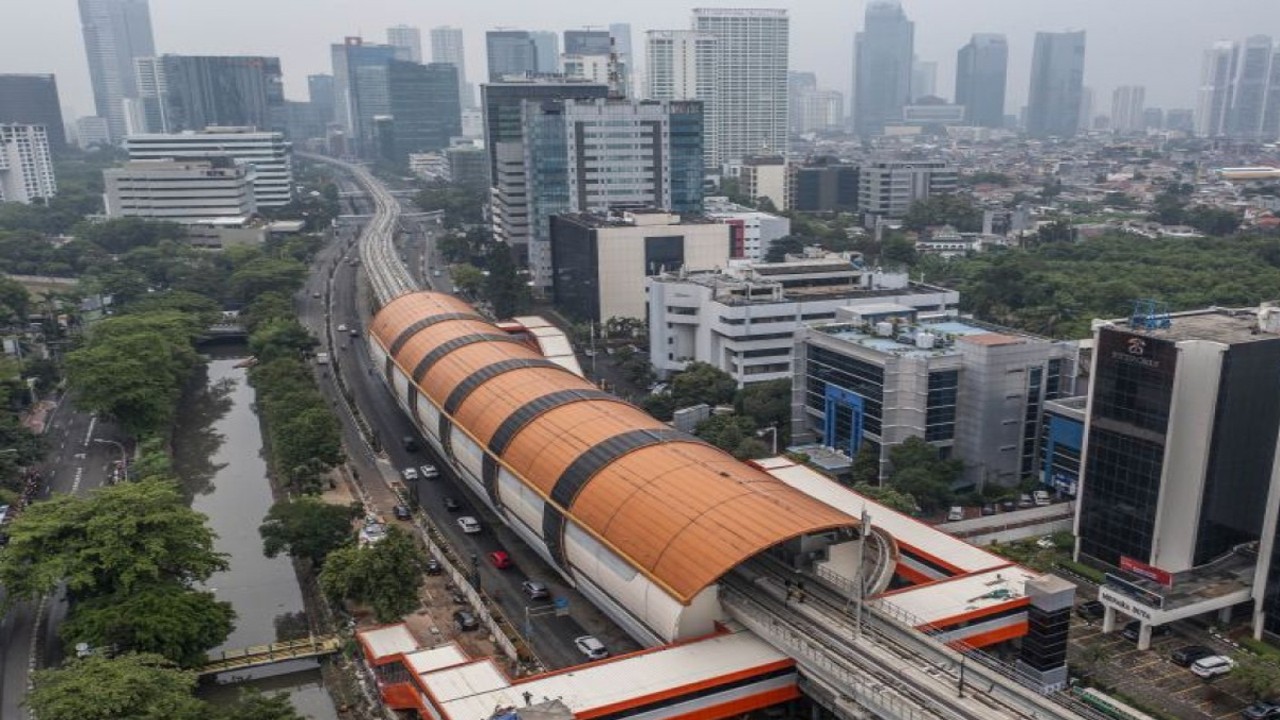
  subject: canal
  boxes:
[172,352,341,718]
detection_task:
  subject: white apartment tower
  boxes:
[646,30,720,169]
[0,125,57,204]
[1197,41,1239,137]
[387,25,423,63]
[692,8,789,167]
[1111,85,1147,134]
[430,26,472,108]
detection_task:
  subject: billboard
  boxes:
[1120,556,1173,588]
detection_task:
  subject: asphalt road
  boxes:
[0,402,126,719]
[305,189,635,669]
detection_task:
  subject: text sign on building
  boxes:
[1120,556,1173,587]
[1098,585,1167,624]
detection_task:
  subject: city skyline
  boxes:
[3,0,1276,123]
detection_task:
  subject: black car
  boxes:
[1076,600,1105,621]
[443,496,460,511]
[425,558,443,575]
[1242,700,1280,719]
[1171,645,1216,667]
[981,503,997,516]
[453,610,478,631]
[393,505,411,520]
[1000,498,1017,512]
[1121,620,1171,643]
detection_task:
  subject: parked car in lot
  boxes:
[981,503,997,516]
[337,324,348,332]
[401,467,419,482]
[1000,498,1017,512]
[457,516,481,534]
[359,522,386,545]
[522,580,550,600]
[1242,699,1280,719]
[453,610,479,631]
[574,635,608,660]
[1171,645,1216,667]
[425,558,443,575]
[393,505,411,520]
[947,506,965,521]
[1033,490,1051,506]
[420,464,439,479]
[1018,494,1034,508]
[443,496,460,511]
[1190,655,1236,678]
[1121,620,1171,643]
[488,550,512,569]
[1075,600,1105,621]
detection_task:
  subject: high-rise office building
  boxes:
[609,24,633,64]
[430,26,471,109]
[1078,86,1096,131]
[132,57,168,133]
[1026,31,1087,138]
[308,74,335,124]
[955,34,1008,129]
[104,156,255,222]
[1167,108,1196,133]
[385,61,461,163]
[78,0,155,142]
[789,72,817,130]
[156,55,286,134]
[75,116,111,149]
[564,30,613,56]
[531,32,560,74]
[1196,41,1239,137]
[647,30,719,168]
[486,31,539,81]
[0,125,57,204]
[0,75,67,152]
[521,98,704,289]
[693,8,789,164]
[912,59,937,100]
[1111,86,1147,134]
[852,1,915,137]
[331,37,398,149]
[1142,107,1165,131]
[859,159,957,221]
[387,25,423,63]
[1228,35,1273,140]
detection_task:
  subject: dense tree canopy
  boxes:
[884,437,962,513]
[320,526,425,623]
[902,194,983,233]
[260,497,358,566]
[59,583,234,667]
[0,478,227,602]
[27,653,204,720]
[670,362,737,409]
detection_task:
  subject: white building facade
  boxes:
[104,157,257,222]
[0,124,56,204]
[125,127,292,207]
[704,196,790,261]
[645,30,719,168]
[648,253,960,386]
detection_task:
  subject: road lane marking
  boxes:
[81,416,96,447]
[70,467,83,495]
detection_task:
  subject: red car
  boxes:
[488,551,512,569]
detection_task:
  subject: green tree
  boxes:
[1185,206,1240,236]
[249,318,317,362]
[59,583,234,667]
[1235,654,1280,701]
[764,235,806,263]
[118,290,221,325]
[695,414,753,452]
[885,437,961,513]
[850,443,880,485]
[228,258,306,303]
[214,690,305,720]
[73,217,185,254]
[0,478,228,602]
[451,263,485,297]
[0,275,29,322]
[319,526,425,622]
[902,194,982,233]
[641,392,676,421]
[483,243,530,319]
[243,291,294,333]
[671,362,737,409]
[260,498,359,566]
[882,236,918,266]
[852,482,919,514]
[734,379,791,436]
[27,653,204,720]
[1034,219,1074,245]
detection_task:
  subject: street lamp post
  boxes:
[93,439,128,482]
[756,424,779,456]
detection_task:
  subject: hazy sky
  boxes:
[3,0,1275,119]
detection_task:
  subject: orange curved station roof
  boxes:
[371,292,858,603]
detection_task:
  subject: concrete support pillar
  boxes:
[1137,623,1152,651]
[1102,606,1117,633]
[1218,606,1232,625]
[1255,609,1267,641]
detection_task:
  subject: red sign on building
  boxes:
[1120,556,1173,587]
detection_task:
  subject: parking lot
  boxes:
[1069,604,1256,719]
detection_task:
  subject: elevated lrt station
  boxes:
[362,291,1095,720]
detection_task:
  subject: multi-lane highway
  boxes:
[299,156,636,670]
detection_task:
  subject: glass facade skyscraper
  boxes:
[78,0,155,142]
[852,1,914,137]
[1026,31,1086,138]
[386,61,461,163]
[955,34,1008,129]
[486,31,539,81]
[0,75,66,152]
[158,55,285,133]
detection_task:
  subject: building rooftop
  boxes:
[1109,307,1280,346]
[816,317,1019,358]
[553,211,718,228]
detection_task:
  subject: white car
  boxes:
[1036,535,1056,549]
[401,467,419,482]
[457,516,481,534]
[359,522,387,545]
[1033,490,1051,506]
[574,635,609,660]
[420,464,439,479]
[946,506,964,522]
[337,323,348,332]
[1190,655,1236,678]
